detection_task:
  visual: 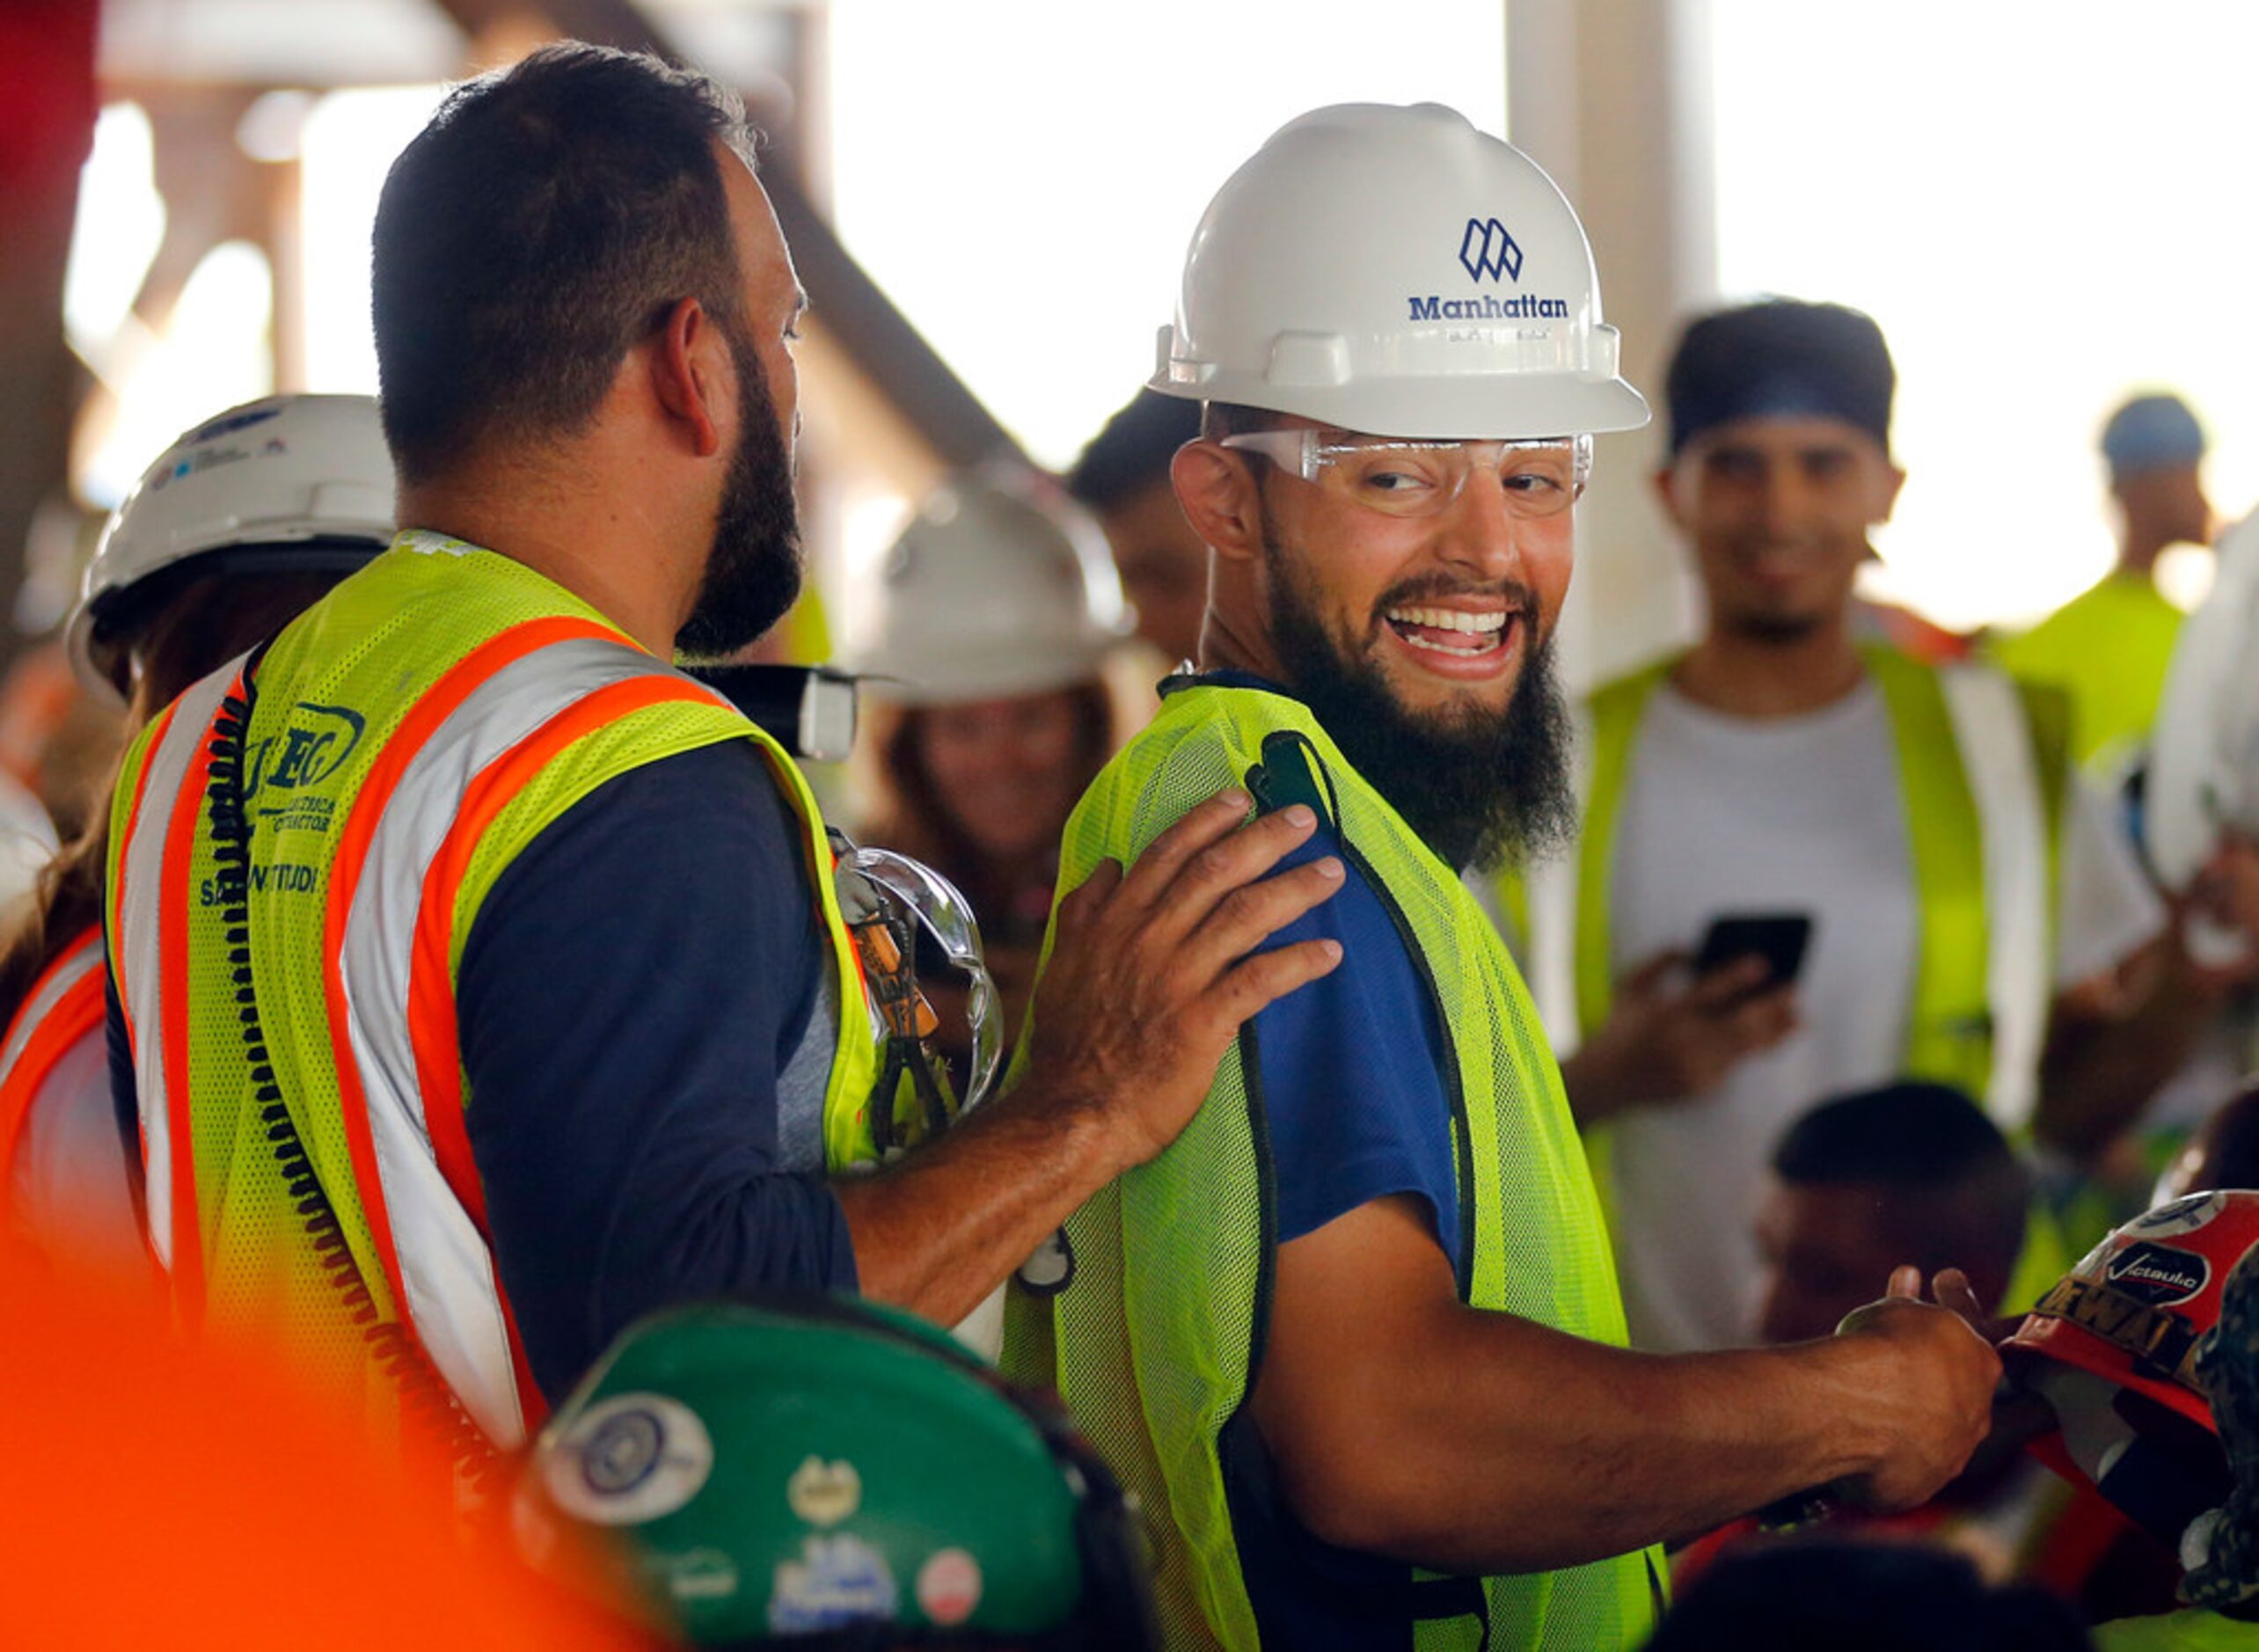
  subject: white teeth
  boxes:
[1385,605,1510,635]
[1398,631,1498,658]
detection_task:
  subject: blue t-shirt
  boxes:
[1191,676,1471,1648]
[1254,827,1460,1270]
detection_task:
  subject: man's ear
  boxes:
[1650,462,1689,535]
[649,295,727,459]
[1173,442,1267,566]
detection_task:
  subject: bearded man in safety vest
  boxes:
[1520,299,2197,1357]
[103,44,1347,1459]
[1001,106,2002,1652]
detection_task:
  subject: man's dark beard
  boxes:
[676,321,803,658]
[1262,533,1575,873]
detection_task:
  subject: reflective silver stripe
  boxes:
[113,662,242,1269]
[335,636,733,1447]
[0,931,103,1084]
[1940,663,2051,1133]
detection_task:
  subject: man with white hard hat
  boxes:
[1003,105,2003,1649]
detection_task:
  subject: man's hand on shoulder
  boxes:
[1021,786,1345,1173]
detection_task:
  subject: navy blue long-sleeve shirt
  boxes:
[108,738,859,1404]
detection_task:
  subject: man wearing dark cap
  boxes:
[1996,391,2215,771]
[1513,298,2168,1352]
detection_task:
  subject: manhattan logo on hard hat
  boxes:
[1409,215,1570,324]
[1458,217,1524,283]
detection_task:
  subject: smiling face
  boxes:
[1249,417,1577,728]
[913,690,1097,863]
[1659,414,1904,646]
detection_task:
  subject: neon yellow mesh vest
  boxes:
[1002,679,1661,1651]
[107,533,893,1450]
[1499,644,2074,1312]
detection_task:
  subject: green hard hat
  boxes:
[514,1296,1156,1648]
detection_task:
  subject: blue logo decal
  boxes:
[187,406,282,444]
[1458,217,1524,283]
[245,702,365,802]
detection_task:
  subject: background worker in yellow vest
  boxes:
[1524,299,2195,1356]
[1995,391,2215,773]
[103,44,1346,1451]
[0,394,391,1274]
[1005,106,2001,1652]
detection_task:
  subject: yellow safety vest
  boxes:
[106,532,910,1450]
[1500,643,2073,1306]
[1003,679,1661,1651]
[1993,570,2185,772]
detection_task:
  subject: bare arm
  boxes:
[2036,932,2229,1160]
[1250,1196,1999,1575]
[837,789,1345,1326]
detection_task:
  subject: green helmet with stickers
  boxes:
[514,1297,1157,1649]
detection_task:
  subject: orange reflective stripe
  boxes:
[320,617,625,1329]
[159,697,221,1319]
[403,674,719,1432]
[0,936,107,1191]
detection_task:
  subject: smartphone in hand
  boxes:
[1691,912,1813,997]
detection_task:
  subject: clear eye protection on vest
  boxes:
[1217,429,1591,520]
[833,840,1004,1119]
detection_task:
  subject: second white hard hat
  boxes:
[852,471,1126,707]
[1152,102,1649,442]
[70,394,396,700]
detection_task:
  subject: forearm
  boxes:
[1270,1306,1897,1573]
[832,1077,1122,1327]
[2036,963,2223,1159]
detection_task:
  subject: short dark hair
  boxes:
[1665,298,1895,458]
[1773,1080,2029,1280]
[371,43,756,484]
[1067,390,1203,510]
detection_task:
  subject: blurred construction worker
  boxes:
[0,394,388,1270]
[852,470,1122,1078]
[517,1297,1157,1647]
[1516,298,2177,1353]
[1068,388,1210,668]
[1004,105,1999,1651]
[1756,1081,2030,1345]
[1997,393,2215,773]
[2008,1192,2259,1645]
[1673,1083,2051,1589]
[104,44,1342,1461]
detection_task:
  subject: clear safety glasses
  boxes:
[1217,429,1592,520]
[837,842,1004,1115]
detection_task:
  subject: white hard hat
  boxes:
[851,470,1126,707]
[70,393,396,700]
[1152,102,1650,442]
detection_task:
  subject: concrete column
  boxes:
[1507,0,1715,691]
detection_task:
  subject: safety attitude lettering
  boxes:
[197,699,364,907]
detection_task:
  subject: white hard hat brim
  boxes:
[859,633,1115,709]
[1152,369,1650,443]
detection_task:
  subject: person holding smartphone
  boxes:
[1508,299,2179,1355]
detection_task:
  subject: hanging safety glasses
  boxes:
[1217,428,1592,520]
[833,838,1005,1120]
